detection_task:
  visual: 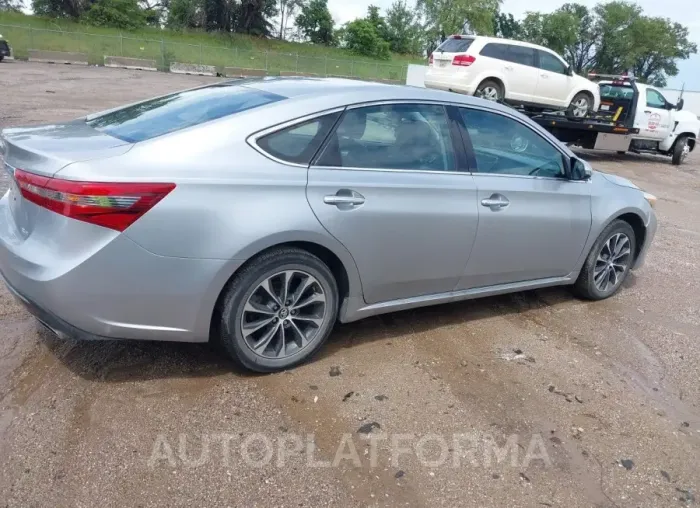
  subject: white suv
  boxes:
[425,35,600,117]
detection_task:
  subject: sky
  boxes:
[327,0,700,90]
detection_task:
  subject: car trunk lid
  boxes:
[431,36,475,69]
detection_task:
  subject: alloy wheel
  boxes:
[572,97,589,118]
[240,270,328,359]
[593,233,631,292]
[477,86,500,101]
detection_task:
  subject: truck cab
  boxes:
[598,79,699,164]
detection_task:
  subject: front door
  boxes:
[502,44,540,104]
[638,88,672,140]
[306,103,479,304]
[533,50,572,108]
[455,106,592,289]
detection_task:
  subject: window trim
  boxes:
[247,106,346,168]
[310,100,467,175]
[455,104,581,182]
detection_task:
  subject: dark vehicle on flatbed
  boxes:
[0,34,11,62]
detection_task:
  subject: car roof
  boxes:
[447,34,561,56]
[238,76,517,114]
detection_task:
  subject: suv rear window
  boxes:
[87,84,284,143]
[436,37,474,53]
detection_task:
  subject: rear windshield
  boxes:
[599,84,635,100]
[436,37,474,53]
[87,84,285,143]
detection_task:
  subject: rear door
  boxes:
[500,44,539,103]
[454,106,591,289]
[638,88,672,141]
[306,102,479,305]
[533,50,571,108]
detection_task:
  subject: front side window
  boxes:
[256,112,341,165]
[460,108,565,178]
[505,45,536,67]
[87,84,284,143]
[538,51,567,74]
[646,89,667,109]
[316,104,456,172]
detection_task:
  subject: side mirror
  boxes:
[677,98,684,111]
[571,158,592,180]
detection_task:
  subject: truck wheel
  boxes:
[671,135,690,165]
[567,92,593,118]
[475,80,503,102]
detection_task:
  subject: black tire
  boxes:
[218,247,339,373]
[475,79,504,102]
[573,220,636,300]
[567,92,593,119]
[671,135,689,165]
[616,151,626,155]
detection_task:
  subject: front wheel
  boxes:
[573,220,636,300]
[671,135,690,165]
[567,92,593,118]
[218,248,339,372]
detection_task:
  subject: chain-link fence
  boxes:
[0,23,409,82]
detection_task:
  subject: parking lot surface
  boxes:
[1,62,699,507]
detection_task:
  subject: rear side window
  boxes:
[436,37,474,53]
[538,51,567,74]
[600,84,634,100]
[256,112,341,165]
[505,45,536,67]
[87,84,284,143]
[480,43,508,60]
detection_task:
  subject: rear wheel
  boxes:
[218,248,338,372]
[671,135,690,165]
[567,92,593,118]
[573,220,636,300]
[475,80,503,102]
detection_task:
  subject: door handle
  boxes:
[324,190,365,208]
[540,73,549,78]
[481,194,510,210]
[504,65,513,71]
[644,110,651,114]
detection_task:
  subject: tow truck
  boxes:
[523,73,699,165]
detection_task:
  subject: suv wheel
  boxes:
[218,247,339,372]
[475,80,503,102]
[573,220,636,300]
[567,92,592,118]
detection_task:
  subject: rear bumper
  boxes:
[2,272,111,341]
[0,193,234,343]
[424,70,476,95]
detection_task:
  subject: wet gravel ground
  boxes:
[1,62,699,507]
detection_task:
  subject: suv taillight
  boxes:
[429,53,434,66]
[15,169,175,232]
[452,55,476,67]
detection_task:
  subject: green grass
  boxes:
[0,11,421,81]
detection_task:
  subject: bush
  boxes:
[82,0,147,30]
[343,19,390,60]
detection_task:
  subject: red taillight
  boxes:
[429,53,434,66]
[452,54,476,67]
[14,169,175,232]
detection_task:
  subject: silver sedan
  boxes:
[0,77,657,372]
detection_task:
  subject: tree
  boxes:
[295,0,334,45]
[366,4,390,42]
[277,0,304,40]
[32,0,84,18]
[82,0,147,28]
[233,0,277,36]
[493,12,521,39]
[557,3,597,74]
[343,18,390,59]
[385,0,422,54]
[418,0,501,53]
[167,0,203,28]
[0,0,23,11]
